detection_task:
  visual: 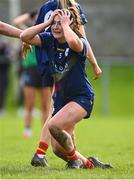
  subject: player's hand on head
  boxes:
[21,42,32,59]
[48,9,60,24]
[58,9,72,26]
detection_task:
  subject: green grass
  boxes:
[0,113,134,179]
[1,64,134,178]
[86,65,134,116]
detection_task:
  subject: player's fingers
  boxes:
[59,9,64,16]
[29,45,32,52]
[70,18,73,24]
[65,9,70,15]
[21,46,27,59]
[93,73,101,80]
[21,49,26,59]
[21,50,25,59]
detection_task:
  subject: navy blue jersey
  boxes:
[35,0,87,75]
[39,32,94,99]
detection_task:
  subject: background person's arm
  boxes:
[13,13,30,29]
[0,21,22,38]
[87,42,102,80]
[77,24,102,80]
[13,10,37,29]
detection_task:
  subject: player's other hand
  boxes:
[93,65,102,80]
[21,42,32,59]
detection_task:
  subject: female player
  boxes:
[24,0,102,166]
[20,8,112,169]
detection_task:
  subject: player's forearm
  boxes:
[62,24,83,52]
[87,43,102,79]
[20,21,50,42]
[87,42,98,66]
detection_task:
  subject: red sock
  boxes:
[67,149,78,161]
[84,159,94,169]
[35,141,48,156]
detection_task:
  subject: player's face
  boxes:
[51,15,65,42]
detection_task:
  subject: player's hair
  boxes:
[69,6,82,36]
[59,0,83,36]
[67,0,77,6]
[66,0,84,36]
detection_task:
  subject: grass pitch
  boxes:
[0,113,134,179]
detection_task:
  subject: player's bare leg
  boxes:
[48,102,112,169]
[23,86,35,138]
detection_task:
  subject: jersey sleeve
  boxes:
[79,37,89,57]
[39,32,53,50]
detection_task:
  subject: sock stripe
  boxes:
[36,149,46,155]
[39,141,48,149]
[67,149,75,156]
[66,148,78,161]
[67,153,78,161]
[84,159,94,169]
[38,148,46,154]
[35,141,48,156]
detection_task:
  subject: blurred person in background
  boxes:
[13,11,53,138]
[0,37,12,116]
[15,48,24,107]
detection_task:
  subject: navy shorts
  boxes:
[22,66,44,88]
[71,96,94,118]
[52,94,94,119]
